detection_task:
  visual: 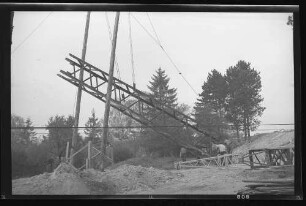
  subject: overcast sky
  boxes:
[11,11,294,135]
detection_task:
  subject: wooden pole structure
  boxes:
[70,12,91,166]
[101,12,120,170]
[65,141,70,162]
[87,141,92,169]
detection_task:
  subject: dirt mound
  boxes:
[13,163,90,195]
[81,164,180,194]
[109,156,179,171]
[233,130,294,156]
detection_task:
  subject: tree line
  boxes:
[11,59,264,178]
[194,60,265,143]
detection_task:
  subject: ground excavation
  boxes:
[12,130,294,195]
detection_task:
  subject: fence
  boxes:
[174,153,240,170]
[240,146,294,169]
[65,141,113,170]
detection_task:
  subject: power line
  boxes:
[12,125,189,129]
[131,14,161,47]
[11,12,53,55]
[131,13,198,96]
[146,12,162,45]
[11,123,294,130]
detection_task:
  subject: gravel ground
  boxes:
[12,131,295,195]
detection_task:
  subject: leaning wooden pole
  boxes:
[101,12,120,170]
[70,12,91,166]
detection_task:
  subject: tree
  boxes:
[11,114,28,177]
[84,109,103,145]
[46,115,82,163]
[198,69,227,118]
[194,69,228,144]
[108,99,141,141]
[11,115,47,178]
[147,67,178,108]
[141,67,181,156]
[22,118,37,144]
[225,60,265,141]
[194,103,227,144]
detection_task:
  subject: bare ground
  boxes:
[127,164,251,195]
[12,131,294,195]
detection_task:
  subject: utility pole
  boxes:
[101,12,120,170]
[70,12,91,166]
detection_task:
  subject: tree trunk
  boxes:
[243,113,247,141]
[236,126,240,142]
[247,117,251,140]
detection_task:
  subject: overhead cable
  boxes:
[131,13,198,96]
[12,12,53,55]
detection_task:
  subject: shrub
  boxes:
[113,141,135,163]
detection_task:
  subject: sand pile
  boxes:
[13,162,90,195]
[233,130,294,156]
[81,164,180,194]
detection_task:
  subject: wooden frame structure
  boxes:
[174,153,240,169]
[241,146,294,169]
[58,54,216,155]
[65,141,113,170]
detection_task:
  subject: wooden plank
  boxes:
[65,141,70,161]
[254,187,294,194]
[88,141,91,169]
[242,180,294,184]
[78,164,86,170]
[249,150,254,169]
[246,184,294,189]
[253,153,262,165]
[92,146,100,153]
[85,159,89,169]
[180,165,211,168]
[69,143,89,160]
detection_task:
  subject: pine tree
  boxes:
[198,69,227,118]
[46,115,82,162]
[194,69,228,143]
[142,67,180,156]
[147,67,177,108]
[84,109,103,145]
[23,118,37,144]
[225,60,265,141]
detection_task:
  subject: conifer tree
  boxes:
[143,67,180,156]
[84,109,103,145]
[225,60,265,141]
[194,69,228,143]
[147,67,178,108]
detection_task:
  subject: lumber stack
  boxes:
[240,179,294,195]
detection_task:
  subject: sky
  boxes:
[11,11,295,136]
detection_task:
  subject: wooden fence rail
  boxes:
[175,153,240,170]
[65,141,113,170]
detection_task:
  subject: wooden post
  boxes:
[85,159,89,169]
[101,12,120,170]
[65,141,70,162]
[249,150,254,169]
[88,141,92,169]
[265,149,271,166]
[70,12,91,166]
